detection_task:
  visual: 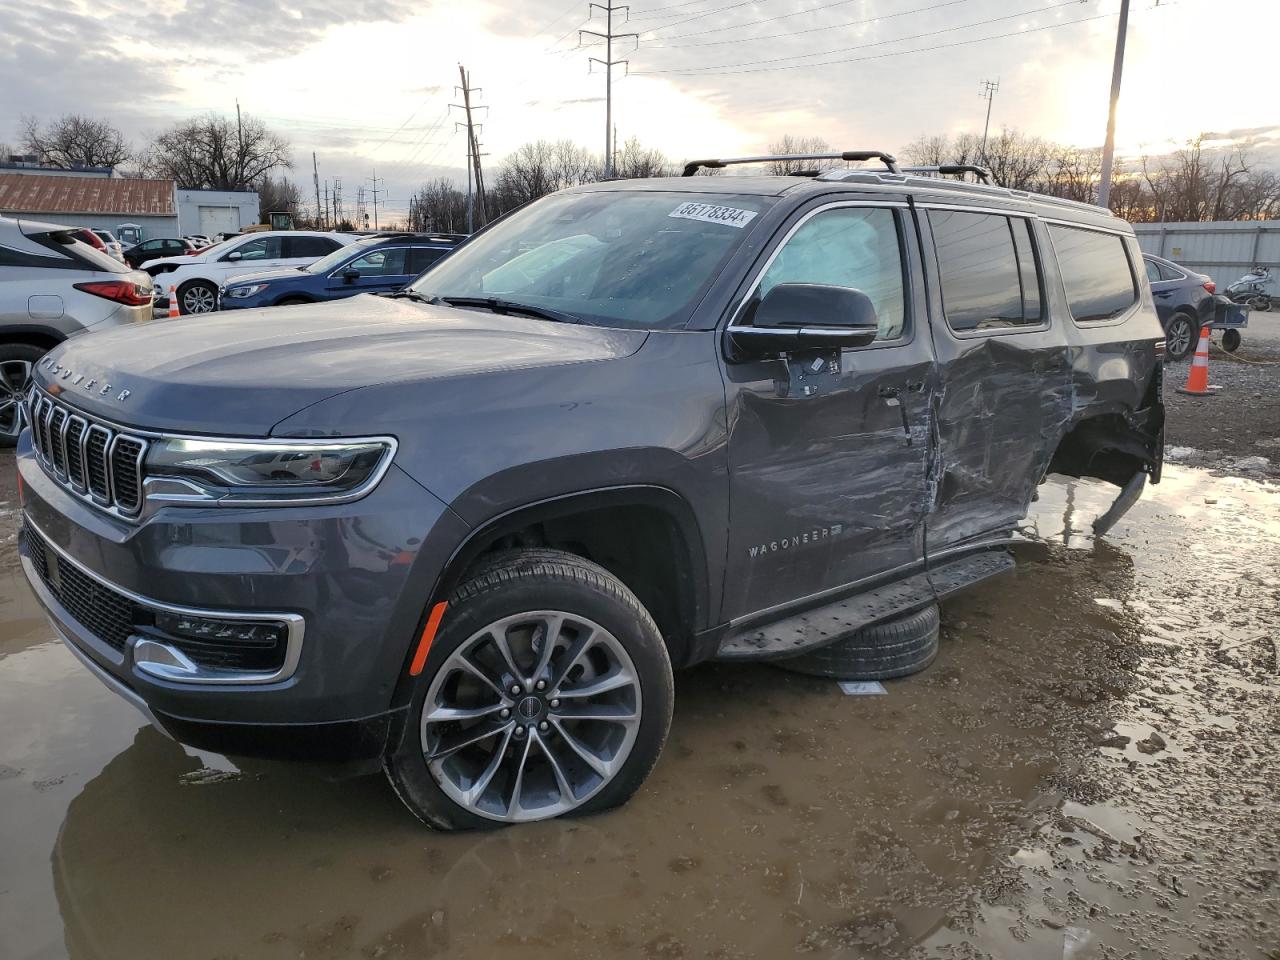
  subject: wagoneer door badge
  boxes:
[40,357,131,402]
[748,524,844,558]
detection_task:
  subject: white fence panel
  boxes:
[1131,221,1280,289]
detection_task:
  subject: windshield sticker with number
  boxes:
[668,202,758,229]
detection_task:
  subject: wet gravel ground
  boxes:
[1165,312,1280,479]
[1,460,1278,960]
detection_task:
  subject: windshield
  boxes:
[305,237,377,274]
[408,190,773,329]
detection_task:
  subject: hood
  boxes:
[34,295,648,435]
[224,267,310,287]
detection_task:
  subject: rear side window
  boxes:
[757,206,908,340]
[407,247,446,274]
[287,236,341,258]
[929,210,1043,332]
[1049,224,1138,323]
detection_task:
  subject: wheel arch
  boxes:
[431,485,712,669]
[0,327,66,352]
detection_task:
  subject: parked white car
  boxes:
[91,229,125,261]
[0,216,153,444]
[141,230,357,314]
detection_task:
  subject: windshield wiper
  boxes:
[389,289,434,304]
[436,296,590,326]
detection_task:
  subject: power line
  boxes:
[642,0,1087,71]
[637,0,766,34]
[631,10,1114,75]
[647,0,975,47]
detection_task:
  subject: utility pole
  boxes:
[1097,0,1131,210]
[235,98,244,188]
[312,152,322,230]
[333,176,343,228]
[581,2,637,178]
[979,78,1000,165]
[366,168,383,230]
[323,180,331,230]
[452,65,489,232]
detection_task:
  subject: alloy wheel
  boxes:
[1166,317,1193,360]
[0,360,33,440]
[420,610,643,823]
[181,284,216,314]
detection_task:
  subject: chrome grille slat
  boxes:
[27,388,149,518]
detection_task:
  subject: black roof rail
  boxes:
[681,150,899,177]
[899,164,996,185]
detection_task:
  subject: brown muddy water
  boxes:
[1,456,1278,960]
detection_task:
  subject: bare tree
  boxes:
[20,114,131,169]
[408,178,469,233]
[900,134,950,167]
[614,137,675,179]
[1036,145,1103,203]
[257,175,301,223]
[142,112,291,190]
[490,140,602,213]
[765,135,835,174]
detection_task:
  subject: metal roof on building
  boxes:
[0,173,175,216]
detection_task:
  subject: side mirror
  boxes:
[225,251,242,262]
[342,269,360,284]
[727,283,880,360]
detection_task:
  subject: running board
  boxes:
[716,550,1015,661]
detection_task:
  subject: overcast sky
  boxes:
[1,0,1275,217]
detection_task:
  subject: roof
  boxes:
[0,173,175,217]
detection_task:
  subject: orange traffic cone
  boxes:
[1176,324,1218,396]
[167,284,180,319]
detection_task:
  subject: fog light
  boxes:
[154,611,287,647]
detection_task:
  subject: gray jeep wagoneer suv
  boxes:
[18,151,1164,828]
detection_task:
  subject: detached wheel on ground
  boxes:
[0,343,44,447]
[775,603,940,680]
[1163,312,1198,362]
[1221,328,1242,352]
[386,549,674,829]
[177,280,217,315]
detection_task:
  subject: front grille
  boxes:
[27,389,149,517]
[22,525,137,652]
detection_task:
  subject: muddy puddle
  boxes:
[1,456,1277,960]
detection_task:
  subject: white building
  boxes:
[176,188,261,238]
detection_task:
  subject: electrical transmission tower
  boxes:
[979,78,1000,165]
[581,2,637,178]
[452,65,489,232]
[366,168,384,230]
[355,186,368,231]
[333,177,344,227]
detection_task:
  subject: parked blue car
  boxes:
[218,233,463,310]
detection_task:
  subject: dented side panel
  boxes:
[919,216,1164,558]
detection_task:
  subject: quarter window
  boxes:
[756,206,908,340]
[1049,224,1138,323]
[929,210,1043,332]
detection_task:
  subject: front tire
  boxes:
[386,550,674,829]
[177,280,217,315]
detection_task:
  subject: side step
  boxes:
[716,550,1014,661]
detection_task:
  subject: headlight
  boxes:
[145,437,395,503]
[226,284,268,298]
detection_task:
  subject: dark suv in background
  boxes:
[18,151,1163,829]
[219,233,463,310]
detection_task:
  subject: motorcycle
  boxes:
[1226,266,1275,312]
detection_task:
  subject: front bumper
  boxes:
[16,435,469,760]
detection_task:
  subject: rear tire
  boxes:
[0,343,44,447]
[775,604,940,680]
[1163,312,1197,362]
[385,549,674,830]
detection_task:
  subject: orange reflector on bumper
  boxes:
[409,602,448,676]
